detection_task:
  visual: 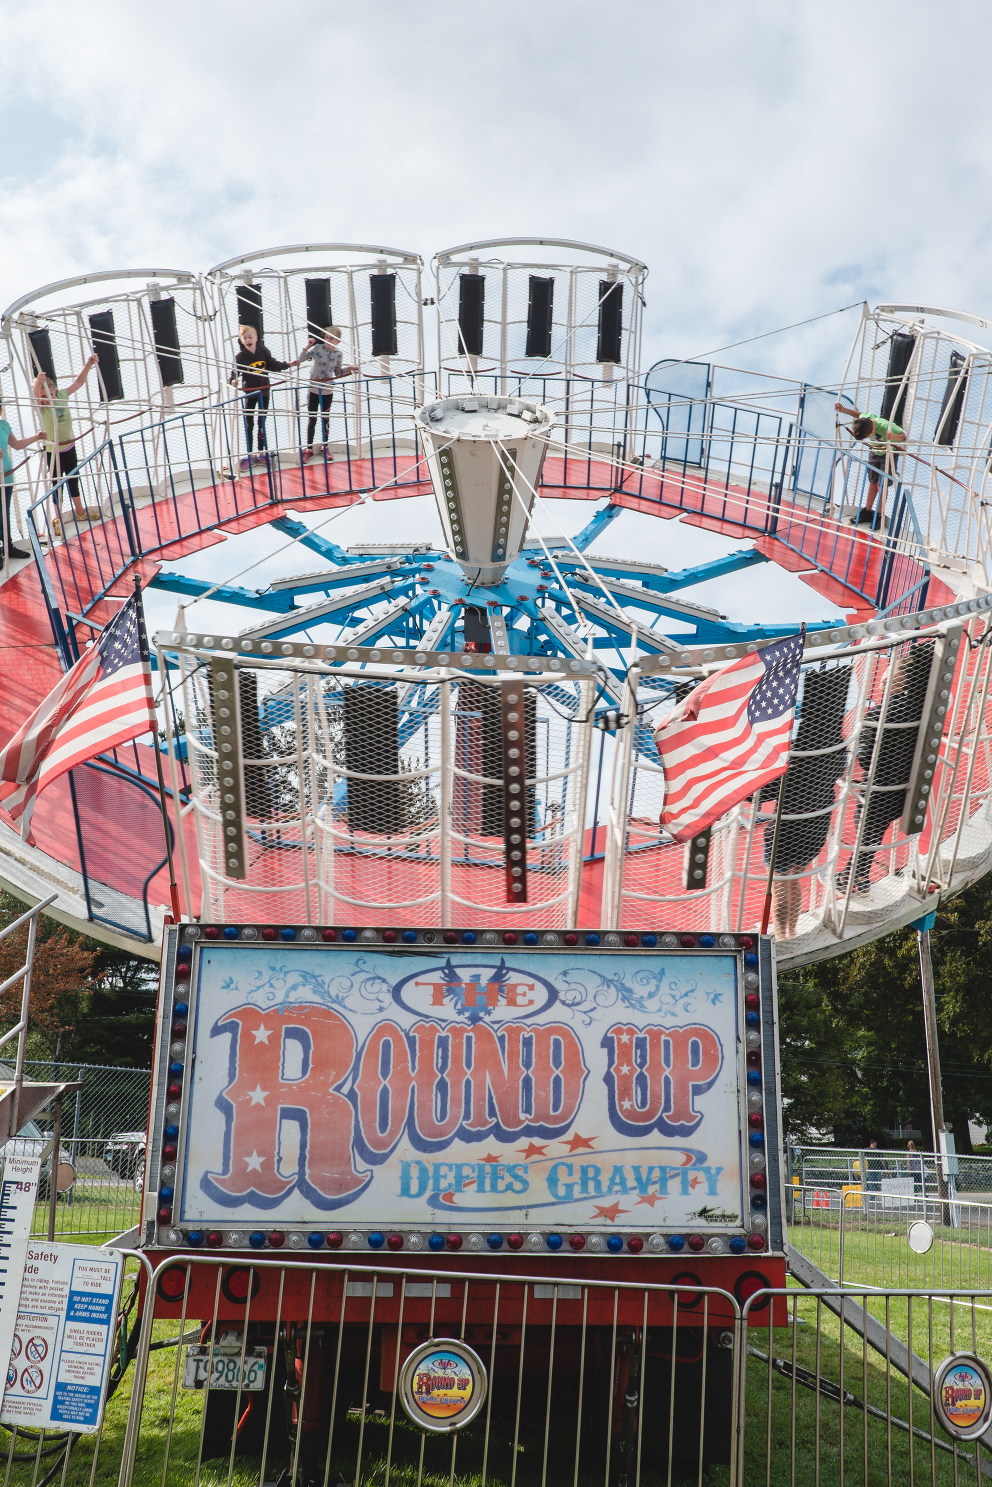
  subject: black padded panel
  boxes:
[880,331,914,427]
[596,281,623,365]
[88,311,124,402]
[456,682,535,836]
[149,298,184,388]
[525,276,554,359]
[370,274,397,358]
[457,274,485,358]
[27,328,56,382]
[343,686,402,835]
[238,671,268,820]
[305,278,332,336]
[235,283,264,337]
[936,351,968,446]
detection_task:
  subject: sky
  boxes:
[3,0,992,384]
[6,0,992,630]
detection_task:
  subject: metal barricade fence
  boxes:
[792,1145,992,1202]
[0,1248,154,1487]
[788,1185,992,1293]
[741,1286,992,1487]
[118,1258,745,1487]
[3,1252,992,1486]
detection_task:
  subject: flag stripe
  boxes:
[0,596,155,845]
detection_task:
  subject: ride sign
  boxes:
[172,942,753,1236]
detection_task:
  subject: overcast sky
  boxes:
[5,0,989,631]
[3,0,991,385]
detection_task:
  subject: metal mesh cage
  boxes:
[604,627,992,948]
[176,652,591,930]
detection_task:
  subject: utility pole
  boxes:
[913,910,958,1225]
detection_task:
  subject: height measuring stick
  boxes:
[0,1156,41,1386]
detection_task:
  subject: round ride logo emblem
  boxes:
[399,1339,488,1433]
[933,1353,992,1440]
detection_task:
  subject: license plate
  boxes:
[182,1344,267,1391]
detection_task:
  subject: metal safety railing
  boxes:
[1,1252,990,1486]
[789,1184,992,1292]
[741,1284,992,1486]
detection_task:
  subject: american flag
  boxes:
[655,632,804,842]
[0,594,155,843]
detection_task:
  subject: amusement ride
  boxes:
[0,238,990,971]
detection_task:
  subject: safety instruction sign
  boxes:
[0,1244,124,1433]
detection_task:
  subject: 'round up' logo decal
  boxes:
[933,1353,992,1440]
[399,1339,488,1433]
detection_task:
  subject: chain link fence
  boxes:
[20,1060,150,1240]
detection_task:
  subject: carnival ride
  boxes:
[1,240,991,967]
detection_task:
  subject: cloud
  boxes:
[0,0,990,382]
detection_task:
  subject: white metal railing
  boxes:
[0,892,57,1138]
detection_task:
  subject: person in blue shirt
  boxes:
[0,401,46,564]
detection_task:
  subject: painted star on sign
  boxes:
[246,1085,269,1106]
[252,1024,272,1044]
[635,1193,664,1208]
[591,1202,629,1223]
[244,1151,264,1172]
[479,1153,503,1164]
[562,1132,596,1153]
[518,1141,549,1160]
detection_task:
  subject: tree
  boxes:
[0,895,157,1067]
[779,873,992,1151]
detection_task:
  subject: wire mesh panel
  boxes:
[434,240,645,390]
[169,646,592,930]
[850,309,992,584]
[0,271,217,529]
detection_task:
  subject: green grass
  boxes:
[27,1187,141,1243]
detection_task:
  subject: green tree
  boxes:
[0,894,156,1067]
[780,874,992,1150]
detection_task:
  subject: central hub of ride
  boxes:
[416,394,556,586]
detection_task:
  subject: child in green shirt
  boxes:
[835,401,906,529]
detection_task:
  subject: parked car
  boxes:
[104,1131,146,1190]
[1,1118,76,1202]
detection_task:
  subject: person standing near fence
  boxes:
[0,400,47,562]
[865,1140,888,1193]
[834,400,906,530]
[229,325,294,468]
[297,326,357,460]
[34,357,101,532]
